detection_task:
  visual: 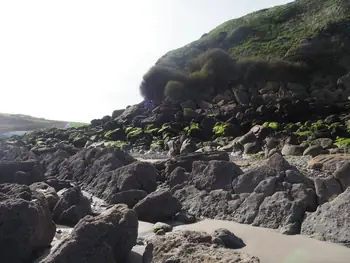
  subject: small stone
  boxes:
[211,228,245,249]
[173,211,196,224]
[153,222,173,233]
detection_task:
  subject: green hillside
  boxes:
[0,113,87,133]
[156,0,350,70]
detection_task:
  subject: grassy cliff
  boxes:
[156,0,350,70]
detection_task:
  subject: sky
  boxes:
[0,0,292,122]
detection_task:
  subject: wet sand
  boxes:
[173,219,350,263]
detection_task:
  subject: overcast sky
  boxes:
[0,0,291,122]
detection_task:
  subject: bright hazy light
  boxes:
[0,0,291,122]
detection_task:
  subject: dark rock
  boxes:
[0,183,32,200]
[164,151,229,175]
[40,204,138,263]
[111,109,124,120]
[107,189,148,208]
[168,167,189,188]
[101,162,157,202]
[192,160,242,192]
[244,141,261,154]
[133,190,181,223]
[180,138,197,154]
[0,161,44,185]
[303,145,323,157]
[173,211,196,224]
[301,188,350,247]
[314,175,342,204]
[52,187,92,226]
[0,185,55,263]
[45,177,72,192]
[313,138,334,149]
[282,144,305,156]
[334,162,350,190]
[211,228,245,249]
[167,139,181,157]
[252,191,306,234]
[30,182,59,211]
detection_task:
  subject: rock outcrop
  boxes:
[301,187,350,247]
[0,183,55,263]
[149,230,259,263]
[52,187,92,225]
[40,204,138,263]
[174,153,317,234]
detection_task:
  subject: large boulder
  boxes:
[0,161,44,185]
[191,160,243,192]
[174,153,317,234]
[107,189,148,208]
[149,230,259,263]
[52,187,92,225]
[301,187,350,247]
[168,167,189,188]
[30,182,59,211]
[164,151,229,176]
[211,228,245,249]
[40,204,138,263]
[314,175,342,204]
[0,184,56,263]
[101,162,157,203]
[133,189,181,223]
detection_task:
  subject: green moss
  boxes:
[150,140,164,151]
[144,124,159,135]
[184,123,201,136]
[263,122,280,130]
[296,130,313,137]
[104,141,130,149]
[335,137,350,149]
[126,127,143,138]
[213,123,232,137]
[104,128,121,140]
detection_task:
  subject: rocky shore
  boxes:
[1,135,350,262]
[1,0,350,262]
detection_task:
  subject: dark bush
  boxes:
[189,48,236,94]
[164,81,186,101]
[236,58,309,84]
[140,66,187,101]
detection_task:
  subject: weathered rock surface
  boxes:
[192,160,243,191]
[0,160,44,185]
[164,151,230,175]
[149,230,260,263]
[0,183,55,263]
[174,153,317,234]
[108,189,148,208]
[40,204,138,263]
[212,228,245,249]
[52,187,92,225]
[301,187,350,247]
[101,162,157,202]
[133,189,181,223]
[30,182,59,211]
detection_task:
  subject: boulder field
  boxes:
[1,137,350,262]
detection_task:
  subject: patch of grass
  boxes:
[335,137,350,149]
[213,123,232,137]
[69,122,88,127]
[263,122,280,130]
